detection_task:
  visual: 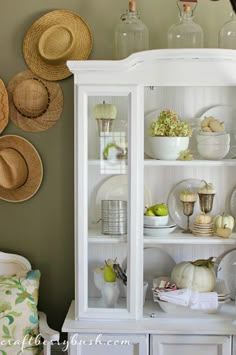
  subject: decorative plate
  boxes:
[167,178,220,229]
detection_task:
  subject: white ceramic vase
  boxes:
[101,281,120,308]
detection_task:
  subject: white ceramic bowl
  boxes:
[157,298,226,314]
[144,225,177,237]
[148,136,190,160]
[197,143,230,160]
[196,132,230,145]
[144,215,169,226]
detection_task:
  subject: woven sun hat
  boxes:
[23,9,93,81]
[0,79,9,133]
[7,70,63,132]
[0,135,43,203]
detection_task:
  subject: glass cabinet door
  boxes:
[75,85,144,320]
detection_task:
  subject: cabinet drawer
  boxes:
[68,333,148,355]
[150,334,231,355]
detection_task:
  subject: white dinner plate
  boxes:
[123,247,176,299]
[230,186,236,219]
[216,249,236,300]
[167,179,220,230]
[199,105,236,158]
[96,175,152,221]
[144,109,162,158]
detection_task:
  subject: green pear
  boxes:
[104,264,117,282]
[153,203,168,216]
[145,209,155,216]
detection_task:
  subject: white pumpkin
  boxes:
[197,180,216,194]
[171,257,216,292]
[214,214,235,231]
[195,213,212,224]
[93,101,117,119]
[180,190,197,202]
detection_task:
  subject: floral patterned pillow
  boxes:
[0,270,42,354]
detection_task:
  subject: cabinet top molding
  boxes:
[67,49,236,86]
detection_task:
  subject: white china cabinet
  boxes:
[62,49,236,355]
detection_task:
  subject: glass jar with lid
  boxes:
[219,12,236,49]
[167,1,204,48]
[114,0,149,59]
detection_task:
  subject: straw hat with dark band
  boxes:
[7,70,63,132]
[23,9,93,81]
[0,135,43,203]
[0,79,9,133]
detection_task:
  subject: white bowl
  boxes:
[197,143,230,160]
[144,215,169,226]
[144,225,177,237]
[196,132,230,145]
[148,136,190,160]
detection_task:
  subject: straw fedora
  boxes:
[0,135,43,202]
[23,9,93,81]
[7,70,63,132]
[0,79,9,133]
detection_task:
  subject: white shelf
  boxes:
[144,159,236,167]
[88,159,236,167]
[63,300,236,335]
[88,228,236,245]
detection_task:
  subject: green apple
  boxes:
[153,203,168,216]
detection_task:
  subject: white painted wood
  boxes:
[150,334,231,355]
[67,333,148,355]
[87,228,236,245]
[0,252,59,355]
[62,301,236,335]
[67,49,236,353]
[68,49,236,86]
[75,85,144,320]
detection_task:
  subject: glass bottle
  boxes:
[114,0,149,59]
[219,12,236,49]
[168,3,204,48]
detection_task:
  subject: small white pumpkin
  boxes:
[180,190,197,202]
[214,213,234,230]
[216,224,232,238]
[195,213,212,224]
[171,257,216,292]
[93,101,117,120]
[198,180,216,194]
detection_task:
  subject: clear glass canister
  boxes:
[114,0,149,59]
[168,3,204,48]
[219,12,236,49]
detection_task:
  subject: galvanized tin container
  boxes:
[101,200,127,235]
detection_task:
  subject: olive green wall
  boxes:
[0,0,232,333]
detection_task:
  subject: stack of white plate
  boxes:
[144,221,177,237]
[215,279,231,303]
[191,222,214,236]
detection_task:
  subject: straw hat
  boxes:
[0,79,9,133]
[7,70,63,132]
[0,135,43,202]
[23,9,93,81]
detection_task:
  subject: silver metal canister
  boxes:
[101,200,127,235]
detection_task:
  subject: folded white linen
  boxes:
[190,291,218,310]
[159,288,191,306]
[159,289,219,310]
